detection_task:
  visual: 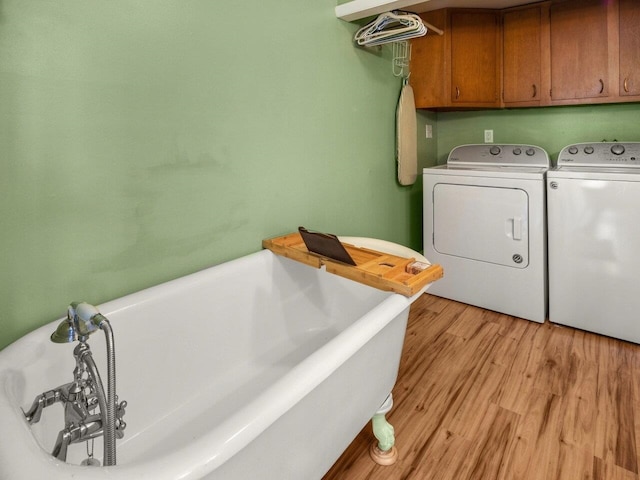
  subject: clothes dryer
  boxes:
[423,144,550,322]
[547,142,640,343]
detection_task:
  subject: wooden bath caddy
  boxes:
[262,233,443,297]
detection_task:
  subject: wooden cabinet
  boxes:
[410,10,447,109]
[411,0,640,110]
[549,0,610,103]
[619,0,640,98]
[410,9,501,109]
[548,0,640,105]
[450,11,501,106]
[502,5,547,106]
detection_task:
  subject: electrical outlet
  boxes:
[425,124,433,138]
[484,129,494,143]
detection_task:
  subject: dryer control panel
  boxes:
[558,142,640,167]
[447,144,550,168]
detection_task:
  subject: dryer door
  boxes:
[433,184,529,268]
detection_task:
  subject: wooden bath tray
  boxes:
[262,233,443,297]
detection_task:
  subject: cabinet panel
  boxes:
[503,6,542,105]
[451,11,500,105]
[410,9,500,109]
[619,0,640,97]
[410,10,448,108]
[550,0,609,101]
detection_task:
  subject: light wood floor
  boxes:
[323,293,640,480]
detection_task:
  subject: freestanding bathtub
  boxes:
[0,240,431,479]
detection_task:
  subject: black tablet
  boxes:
[298,227,357,266]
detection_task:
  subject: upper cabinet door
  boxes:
[619,0,640,97]
[503,6,543,106]
[549,0,609,102]
[450,11,501,106]
[410,9,448,109]
[410,9,500,109]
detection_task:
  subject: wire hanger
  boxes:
[353,11,443,47]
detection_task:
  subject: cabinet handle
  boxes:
[455,86,460,100]
[624,77,630,93]
[532,84,537,98]
[599,79,604,94]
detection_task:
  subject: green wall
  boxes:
[3,2,640,352]
[418,103,640,165]
[0,1,422,350]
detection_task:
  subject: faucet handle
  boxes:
[116,399,127,436]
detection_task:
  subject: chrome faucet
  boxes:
[23,302,126,466]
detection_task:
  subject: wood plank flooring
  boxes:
[323,293,640,480]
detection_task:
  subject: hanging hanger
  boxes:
[389,10,444,37]
[354,11,424,46]
[353,11,442,47]
[353,10,444,78]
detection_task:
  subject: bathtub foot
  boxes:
[369,394,398,466]
[369,442,398,466]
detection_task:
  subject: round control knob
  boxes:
[513,148,522,155]
[525,148,535,156]
[489,146,501,155]
[568,146,579,154]
[611,144,625,155]
[584,146,594,154]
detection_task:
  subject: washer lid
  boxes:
[557,142,640,168]
[446,144,550,169]
[548,167,640,181]
[550,142,640,181]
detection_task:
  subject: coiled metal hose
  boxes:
[98,316,117,466]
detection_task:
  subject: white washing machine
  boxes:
[423,144,550,323]
[547,142,640,343]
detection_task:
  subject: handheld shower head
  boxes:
[72,302,103,337]
[50,317,78,343]
[50,302,105,343]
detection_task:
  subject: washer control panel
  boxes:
[558,142,640,167]
[447,144,550,168]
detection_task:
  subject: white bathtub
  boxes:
[0,242,430,479]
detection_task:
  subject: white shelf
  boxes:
[335,0,535,21]
[335,0,425,21]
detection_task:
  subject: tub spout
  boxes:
[52,417,104,462]
[23,386,69,424]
